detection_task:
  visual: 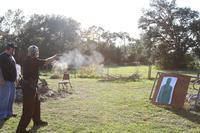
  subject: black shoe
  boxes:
[16,130,31,133]
[2,117,9,120]
[34,120,48,127]
[24,130,31,133]
[8,114,17,118]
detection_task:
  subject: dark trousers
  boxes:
[16,85,41,133]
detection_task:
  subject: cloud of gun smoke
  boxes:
[52,49,104,73]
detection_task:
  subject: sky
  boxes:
[1,0,200,38]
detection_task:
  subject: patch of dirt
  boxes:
[15,85,73,103]
[99,73,140,82]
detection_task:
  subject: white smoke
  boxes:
[52,49,104,73]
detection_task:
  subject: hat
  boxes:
[7,43,17,49]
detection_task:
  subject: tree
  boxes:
[1,12,81,65]
[115,32,131,58]
[80,26,105,55]
[17,14,80,60]
[191,19,200,57]
[127,39,148,65]
[0,9,25,35]
[0,9,26,64]
[139,0,200,69]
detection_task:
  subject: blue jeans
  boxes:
[0,81,15,119]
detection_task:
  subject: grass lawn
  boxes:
[0,66,200,133]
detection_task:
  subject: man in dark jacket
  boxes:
[16,45,59,133]
[0,43,17,120]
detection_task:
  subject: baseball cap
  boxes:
[7,42,17,49]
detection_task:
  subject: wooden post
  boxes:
[106,67,109,80]
[148,64,152,79]
[197,69,200,78]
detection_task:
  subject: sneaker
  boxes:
[34,120,48,127]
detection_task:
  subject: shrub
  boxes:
[77,65,103,78]
[187,61,200,70]
[50,74,60,79]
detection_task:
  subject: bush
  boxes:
[157,53,196,70]
[187,61,200,70]
[77,65,103,78]
[50,74,60,79]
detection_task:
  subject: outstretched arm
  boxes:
[44,55,59,65]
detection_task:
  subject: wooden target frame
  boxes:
[149,72,191,108]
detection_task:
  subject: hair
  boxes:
[28,45,39,57]
[6,45,11,50]
[6,43,15,50]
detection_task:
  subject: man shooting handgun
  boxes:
[16,45,60,133]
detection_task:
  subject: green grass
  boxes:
[1,66,200,133]
[105,65,198,78]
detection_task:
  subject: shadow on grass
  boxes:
[98,79,142,83]
[163,70,198,76]
[164,107,200,124]
[147,78,155,80]
[29,126,38,133]
[29,125,49,133]
[0,119,7,129]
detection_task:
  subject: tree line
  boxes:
[0,0,200,70]
[139,0,200,69]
